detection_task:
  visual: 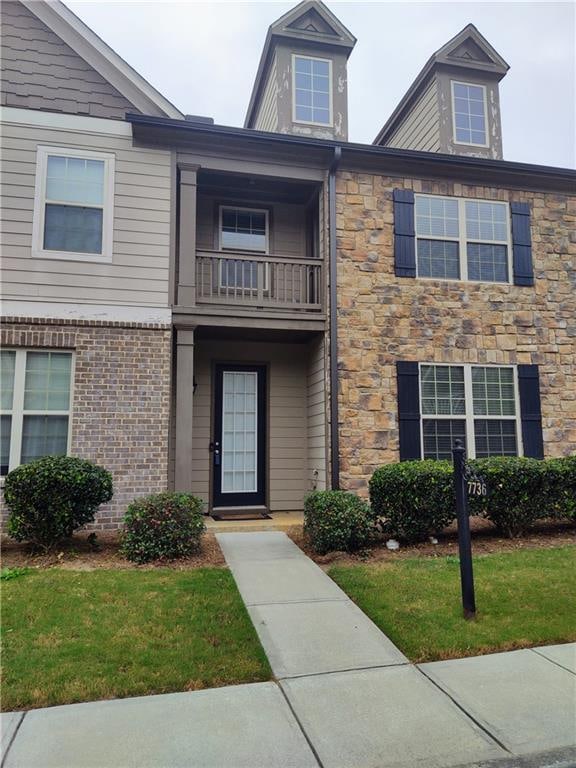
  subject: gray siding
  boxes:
[189,340,310,512]
[0,0,138,119]
[254,53,278,132]
[387,79,441,152]
[1,120,171,307]
[307,334,327,490]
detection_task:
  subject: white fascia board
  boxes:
[0,106,133,136]
[20,0,183,120]
[1,301,172,325]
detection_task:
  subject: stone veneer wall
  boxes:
[1,319,172,529]
[335,172,576,495]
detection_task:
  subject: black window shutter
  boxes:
[393,189,416,278]
[397,361,421,460]
[517,364,544,459]
[511,202,534,286]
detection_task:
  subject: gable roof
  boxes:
[21,0,183,119]
[373,23,509,145]
[245,0,356,128]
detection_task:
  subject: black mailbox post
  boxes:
[452,439,477,619]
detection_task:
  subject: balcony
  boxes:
[195,250,323,313]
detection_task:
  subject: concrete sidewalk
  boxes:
[2,531,575,768]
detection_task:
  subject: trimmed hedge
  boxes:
[304,490,374,555]
[370,455,576,541]
[467,457,545,537]
[4,456,113,551]
[369,460,455,543]
[121,492,205,563]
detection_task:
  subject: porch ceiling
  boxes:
[197,169,319,206]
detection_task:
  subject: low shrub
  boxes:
[467,457,545,537]
[369,460,455,542]
[121,492,205,564]
[541,455,576,521]
[303,490,374,555]
[4,456,113,551]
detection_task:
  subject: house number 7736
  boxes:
[467,480,487,496]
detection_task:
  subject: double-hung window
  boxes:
[415,195,511,283]
[452,81,487,146]
[32,146,114,262]
[219,206,268,290]
[420,364,520,460]
[293,55,332,126]
[1,350,73,475]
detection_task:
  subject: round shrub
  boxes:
[303,490,375,555]
[369,460,455,542]
[121,492,205,563]
[4,456,113,551]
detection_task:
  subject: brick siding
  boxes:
[1,319,172,529]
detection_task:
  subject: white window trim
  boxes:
[291,53,333,128]
[415,194,513,285]
[1,349,75,476]
[418,362,523,460]
[32,145,115,263]
[451,80,490,149]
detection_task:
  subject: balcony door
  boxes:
[213,364,266,508]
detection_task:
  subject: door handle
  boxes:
[209,441,221,466]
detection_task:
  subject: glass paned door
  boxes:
[213,365,266,508]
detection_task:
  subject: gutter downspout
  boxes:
[328,146,342,490]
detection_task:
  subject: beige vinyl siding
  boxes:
[196,195,306,257]
[188,339,309,512]
[0,0,138,118]
[0,120,171,307]
[387,80,441,152]
[307,334,327,490]
[254,53,278,133]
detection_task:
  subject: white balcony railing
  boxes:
[195,250,323,312]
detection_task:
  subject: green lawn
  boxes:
[330,547,576,663]
[2,569,270,711]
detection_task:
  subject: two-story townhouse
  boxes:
[2,0,574,529]
[0,0,183,526]
[129,0,575,515]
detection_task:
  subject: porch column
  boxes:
[175,327,195,491]
[177,166,198,307]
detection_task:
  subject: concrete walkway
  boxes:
[2,531,575,768]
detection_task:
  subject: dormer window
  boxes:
[452,81,488,146]
[293,55,332,126]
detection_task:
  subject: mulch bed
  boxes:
[0,531,226,570]
[2,518,574,572]
[287,517,576,568]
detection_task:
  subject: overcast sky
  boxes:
[67,1,575,168]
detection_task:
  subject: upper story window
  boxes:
[220,207,268,253]
[451,81,487,146]
[32,146,114,262]
[293,55,332,126]
[415,195,511,283]
[420,363,520,460]
[1,349,73,476]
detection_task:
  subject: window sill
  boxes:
[32,249,112,264]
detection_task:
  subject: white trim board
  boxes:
[0,107,133,137]
[20,0,183,120]
[1,301,172,325]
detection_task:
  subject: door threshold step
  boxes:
[211,506,271,521]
